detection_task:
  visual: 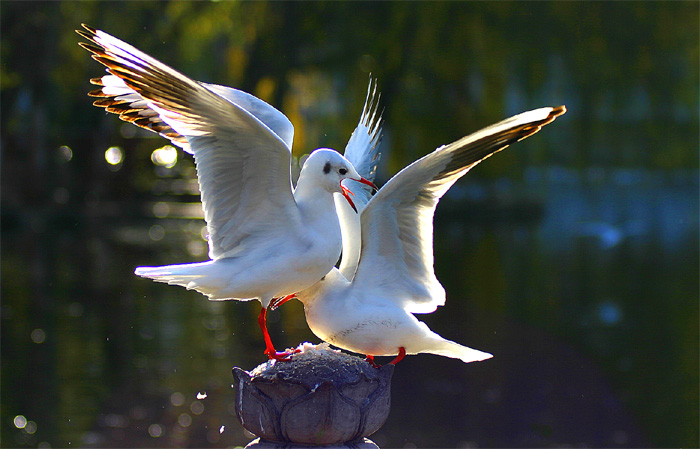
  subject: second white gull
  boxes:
[279,105,567,366]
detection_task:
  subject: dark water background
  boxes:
[2,2,698,448]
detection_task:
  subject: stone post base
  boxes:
[233,343,394,446]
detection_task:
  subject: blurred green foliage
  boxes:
[2,2,698,187]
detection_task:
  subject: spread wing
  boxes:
[343,76,383,203]
[86,75,294,154]
[336,77,383,278]
[87,74,189,148]
[78,24,301,260]
[353,106,567,313]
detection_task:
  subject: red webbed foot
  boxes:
[265,347,302,362]
[365,347,406,368]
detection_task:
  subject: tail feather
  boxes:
[135,264,206,284]
[134,261,228,299]
[426,339,493,364]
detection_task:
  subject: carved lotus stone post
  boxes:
[233,344,394,447]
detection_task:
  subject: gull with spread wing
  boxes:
[77,24,376,360]
[286,105,567,366]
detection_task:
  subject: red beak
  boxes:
[341,184,358,212]
[353,177,378,191]
[340,177,378,213]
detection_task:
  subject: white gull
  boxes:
[77,24,376,360]
[283,105,567,366]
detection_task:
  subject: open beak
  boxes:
[341,184,358,213]
[340,177,378,213]
[353,177,378,191]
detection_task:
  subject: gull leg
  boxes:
[269,293,296,311]
[258,307,299,361]
[365,354,380,368]
[389,347,406,365]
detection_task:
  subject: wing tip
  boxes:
[81,23,97,34]
[518,104,568,140]
[549,105,567,121]
[75,24,98,43]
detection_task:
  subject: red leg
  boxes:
[365,354,380,368]
[269,294,296,311]
[258,307,299,361]
[389,347,406,365]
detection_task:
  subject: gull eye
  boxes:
[339,168,348,175]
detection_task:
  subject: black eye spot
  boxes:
[323,162,331,174]
[339,168,348,175]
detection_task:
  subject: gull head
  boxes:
[300,149,377,212]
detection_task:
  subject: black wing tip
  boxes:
[551,105,567,119]
[75,24,98,41]
[527,105,567,134]
[78,42,104,56]
[81,23,97,34]
[438,104,568,178]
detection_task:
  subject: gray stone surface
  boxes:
[233,344,394,446]
[244,437,380,449]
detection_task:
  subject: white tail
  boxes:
[425,339,493,364]
[134,261,230,299]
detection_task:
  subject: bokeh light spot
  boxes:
[148,225,165,241]
[187,240,207,257]
[152,202,170,218]
[170,392,185,407]
[151,145,178,168]
[148,423,163,437]
[178,413,192,427]
[31,329,46,344]
[58,145,73,162]
[190,401,204,415]
[14,415,27,429]
[105,146,123,166]
[24,421,37,434]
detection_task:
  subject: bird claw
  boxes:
[265,348,301,362]
[365,347,406,368]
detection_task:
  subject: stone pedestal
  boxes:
[233,343,393,446]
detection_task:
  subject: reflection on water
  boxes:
[2,168,697,447]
